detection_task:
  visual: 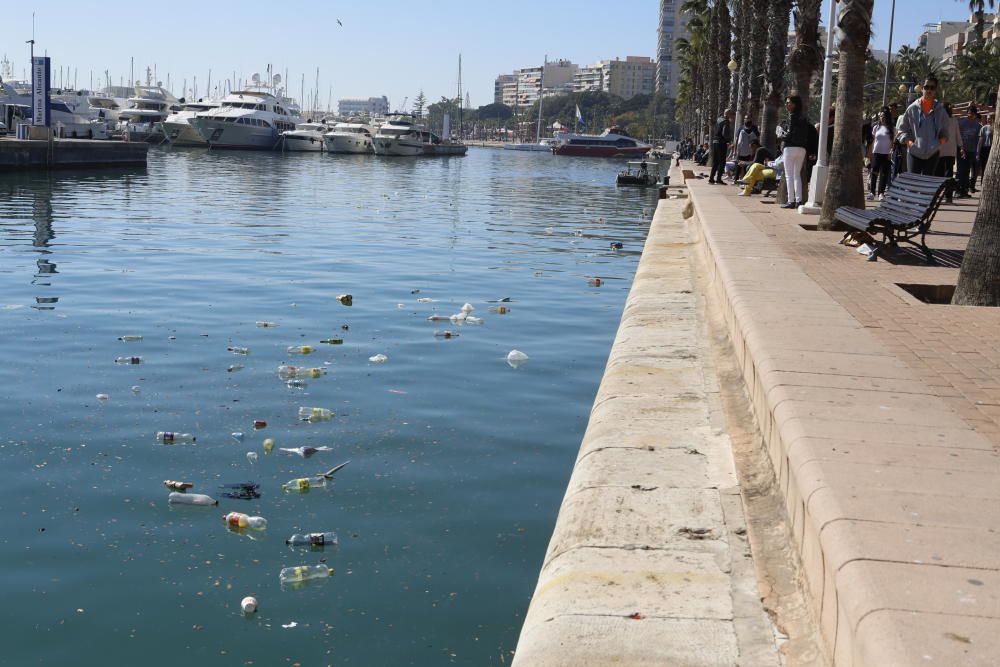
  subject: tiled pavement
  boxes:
[714,179,1000,446]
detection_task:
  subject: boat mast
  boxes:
[536,55,546,143]
[457,54,463,139]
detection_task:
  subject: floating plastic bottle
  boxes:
[118,335,142,342]
[286,532,338,547]
[263,438,275,453]
[232,432,245,442]
[506,350,530,369]
[319,338,343,345]
[588,278,603,287]
[427,315,450,321]
[286,379,308,388]
[282,462,349,491]
[464,316,484,325]
[368,354,388,363]
[224,512,267,530]
[156,431,196,444]
[256,321,278,328]
[298,407,334,422]
[416,297,435,303]
[96,393,110,401]
[253,420,267,429]
[287,345,314,355]
[115,356,143,365]
[278,365,325,379]
[488,306,510,314]
[227,364,244,373]
[246,451,258,464]
[228,346,250,355]
[168,492,217,506]
[279,564,333,584]
[610,242,624,250]
[241,596,258,614]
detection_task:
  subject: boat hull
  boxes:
[161,120,207,146]
[191,118,282,150]
[324,133,372,154]
[503,143,549,152]
[372,137,425,156]
[553,145,649,158]
[282,133,325,152]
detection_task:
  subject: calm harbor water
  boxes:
[0,147,654,666]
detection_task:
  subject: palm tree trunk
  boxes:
[819,0,874,229]
[790,0,823,114]
[761,0,793,153]
[748,0,769,123]
[953,84,1000,305]
[731,0,743,111]
[717,0,732,113]
[706,10,720,120]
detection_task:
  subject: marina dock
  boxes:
[0,138,147,171]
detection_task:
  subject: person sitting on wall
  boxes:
[738,145,777,197]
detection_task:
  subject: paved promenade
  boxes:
[686,173,1000,666]
[512,195,782,666]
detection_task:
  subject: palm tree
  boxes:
[730,0,744,110]
[761,0,793,152]
[716,0,732,115]
[952,0,1000,306]
[818,0,874,229]
[950,39,1000,105]
[789,0,823,113]
[747,0,770,123]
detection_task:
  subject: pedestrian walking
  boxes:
[936,102,961,204]
[709,109,735,184]
[867,107,896,201]
[956,107,982,197]
[897,76,949,175]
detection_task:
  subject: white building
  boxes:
[920,21,972,61]
[657,0,690,98]
[494,74,516,105]
[495,59,578,108]
[337,96,389,116]
[573,56,656,100]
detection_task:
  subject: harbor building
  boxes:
[496,60,578,109]
[494,74,516,105]
[573,56,656,100]
[337,96,389,116]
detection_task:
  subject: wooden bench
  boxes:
[835,173,950,262]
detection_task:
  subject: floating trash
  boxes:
[253,420,267,430]
[335,294,353,306]
[228,346,250,355]
[263,438,275,453]
[163,480,194,491]
[232,432,245,442]
[131,385,141,394]
[588,278,603,287]
[115,356,143,365]
[246,451,258,465]
[319,338,343,345]
[227,364,244,373]
[610,242,624,250]
[219,482,261,500]
[255,321,278,328]
[506,350,530,369]
[434,330,459,338]
[224,512,267,530]
[416,297,435,303]
[279,446,333,458]
[168,492,217,506]
[118,335,142,342]
[278,365,325,379]
[287,345,313,355]
[241,596,258,615]
[286,532,338,547]
[96,393,110,401]
[156,431,195,444]
[369,354,388,363]
[298,407,334,422]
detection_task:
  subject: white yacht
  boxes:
[119,85,182,142]
[189,90,300,150]
[0,82,110,138]
[323,120,374,154]
[373,114,467,156]
[281,121,328,152]
[160,100,221,146]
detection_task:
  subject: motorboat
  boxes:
[160,100,221,146]
[323,120,375,153]
[616,161,664,187]
[0,82,111,138]
[372,114,467,156]
[118,85,182,143]
[189,89,300,150]
[503,139,554,152]
[281,121,328,152]
[552,127,651,158]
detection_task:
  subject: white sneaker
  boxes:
[877,193,885,201]
[866,193,875,200]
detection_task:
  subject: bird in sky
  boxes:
[337,19,343,27]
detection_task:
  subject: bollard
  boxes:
[659,186,668,199]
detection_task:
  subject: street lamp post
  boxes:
[728,59,738,111]
[799,0,839,215]
[882,0,897,108]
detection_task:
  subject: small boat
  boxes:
[553,126,651,158]
[373,114,466,156]
[282,122,328,152]
[503,140,553,152]
[616,161,663,187]
[161,100,221,146]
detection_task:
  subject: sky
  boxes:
[0,1,978,110]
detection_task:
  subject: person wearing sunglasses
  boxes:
[897,77,950,175]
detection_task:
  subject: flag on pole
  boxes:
[575,104,584,124]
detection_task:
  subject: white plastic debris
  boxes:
[96,393,110,401]
[464,316,484,325]
[246,451,258,464]
[241,596,258,614]
[279,446,333,458]
[857,243,873,256]
[282,621,298,629]
[506,350,530,369]
[369,354,388,363]
[131,385,141,394]
[416,297,435,303]
[460,303,474,314]
[232,432,245,442]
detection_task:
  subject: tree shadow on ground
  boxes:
[880,247,965,268]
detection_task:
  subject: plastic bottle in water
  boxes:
[256,321,278,328]
[286,532,338,547]
[118,335,143,342]
[279,564,334,584]
[298,407,334,422]
[156,432,196,444]
[228,346,250,355]
[286,345,314,355]
[115,356,143,365]
[168,492,217,505]
[281,477,325,492]
[278,365,325,379]
[223,512,267,530]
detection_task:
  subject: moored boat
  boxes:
[552,127,650,158]
[323,120,375,154]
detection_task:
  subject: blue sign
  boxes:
[31,57,50,127]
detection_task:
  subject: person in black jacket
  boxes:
[780,95,815,209]
[709,109,735,184]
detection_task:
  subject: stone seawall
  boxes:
[0,138,147,170]
[510,195,779,666]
